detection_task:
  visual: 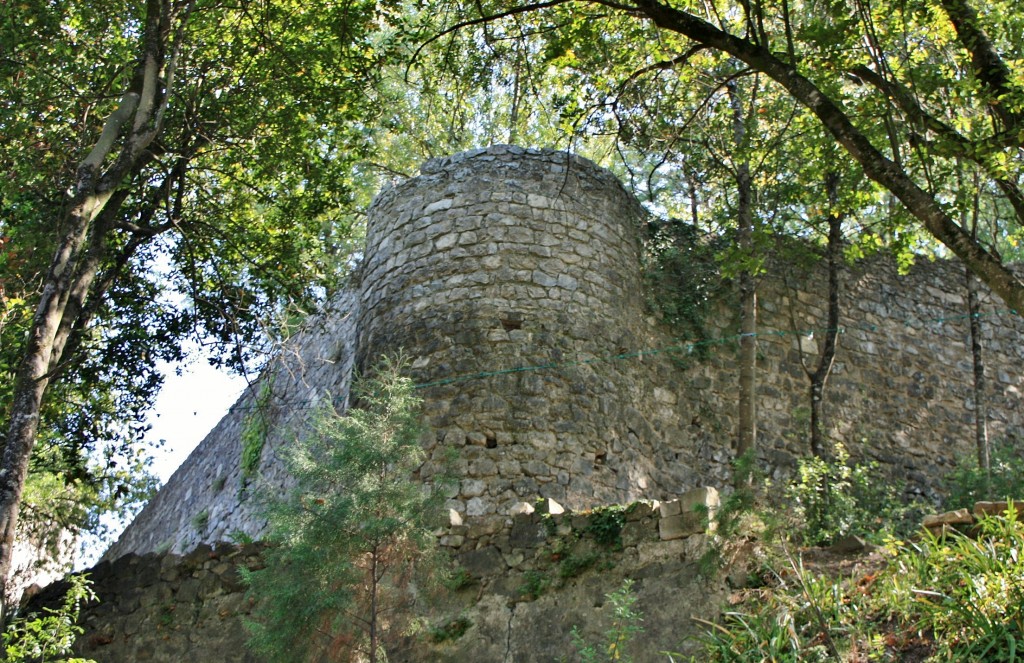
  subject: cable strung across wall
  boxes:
[216,307,1021,414]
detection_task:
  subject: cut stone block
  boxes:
[974,500,1019,518]
[922,508,973,528]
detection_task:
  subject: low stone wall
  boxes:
[55,494,728,663]
[32,543,265,662]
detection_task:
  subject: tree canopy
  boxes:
[0,0,410,604]
[2,0,1022,605]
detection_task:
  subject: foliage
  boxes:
[942,440,1024,510]
[427,615,472,643]
[901,505,1024,661]
[3,574,96,663]
[240,377,275,483]
[558,550,602,580]
[190,509,209,534]
[691,506,1024,661]
[442,567,474,592]
[242,356,452,663]
[569,579,644,663]
[585,505,627,549]
[423,0,1024,314]
[786,444,920,546]
[643,221,723,347]
[0,0,407,575]
[518,570,551,601]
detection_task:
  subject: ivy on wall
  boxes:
[240,377,276,483]
[643,220,724,352]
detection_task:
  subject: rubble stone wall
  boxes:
[108,145,1024,560]
[58,494,727,663]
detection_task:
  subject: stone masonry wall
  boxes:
[59,493,728,663]
[106,292,360,560]
[108,145,1024,559]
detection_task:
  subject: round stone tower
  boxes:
[356,145,666,516]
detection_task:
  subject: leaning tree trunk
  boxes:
[0,0,190,611]
[807,173,843,458]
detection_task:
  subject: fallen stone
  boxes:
[922,508,974,528]
[973,500,1019,518]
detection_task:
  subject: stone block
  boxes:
[974,501,1018,518]
[458,546,506,578]
[509,501,535,516]
[659,513,704,541]
[922,508,973,528]
[509,516,547,549]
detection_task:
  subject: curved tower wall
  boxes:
[355,146,678,514]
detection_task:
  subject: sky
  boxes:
[145,359,247,483]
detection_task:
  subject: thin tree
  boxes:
[728,79,758,480]
[790,173,844,459]
[243,357,452,663]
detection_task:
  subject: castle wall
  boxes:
[107,145,1024,559]
[106,293,360,560]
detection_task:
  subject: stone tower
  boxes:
[107,145,1024,559]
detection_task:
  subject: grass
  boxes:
[689,504,1024,661]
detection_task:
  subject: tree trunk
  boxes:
[0,0,189,609]
[728,81,757,481]
[966,267,990,475]
[808,174,843,458]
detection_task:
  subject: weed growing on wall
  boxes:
[242,356,453,663]
[569,579,644,663]
[239,376,275,484]
[3,574,96,662]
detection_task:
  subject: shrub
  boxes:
[3,574,97,663]
[570,579,643,663]
[942,440,1024,510]
[786,444,918,546]
[243,356,453,663]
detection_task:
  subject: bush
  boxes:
[570,579,643,663]
[243,356,453,663]
[3,574,97,663]
[942,440,1024,510]
[786,444,919,546]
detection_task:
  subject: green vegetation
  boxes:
[518,570,551,601]
[643,221,722,349]
[786,444,921,547]
[240,377,275,483]
[242,357,452,663]
[428,615,472,643]
[570,579,644,663]
[690,507,1024,661]
[942,441,1024,511]
[584,506,627,549]
[190,509,210,534]
[442,567,474,592]
[2,574,96,662]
